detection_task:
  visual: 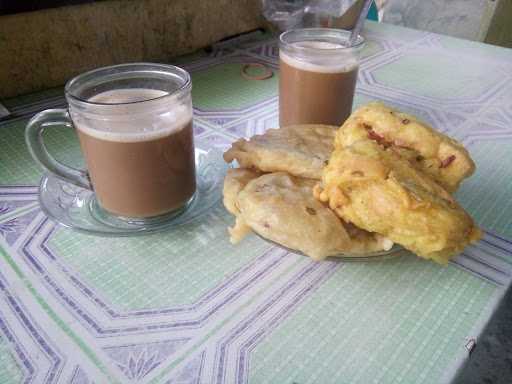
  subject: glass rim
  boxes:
[279,28,365,52]
[65,62,192,107]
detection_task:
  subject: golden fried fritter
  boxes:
[338,102,475,192]
[222,168,261,243]
[315,139,481,264]
[223,168,262,215]
[223,124,337,179]
[225,171,393,260]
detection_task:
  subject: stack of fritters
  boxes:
[223,103,481,264]
[317,102,480,264]
[223,124,393,261]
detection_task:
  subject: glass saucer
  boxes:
[255,233,403,262]
[38,148,228,236]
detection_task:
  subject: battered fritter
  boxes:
[315,139,481,264]
[224,170,393,260]
[223,124,337,180]
[338,102,475,192]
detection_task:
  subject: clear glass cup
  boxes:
[26,63,196,225]
[279,28,365,127]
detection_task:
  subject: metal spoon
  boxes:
[348,0,374,47]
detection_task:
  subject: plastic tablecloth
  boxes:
[1,21,512,384]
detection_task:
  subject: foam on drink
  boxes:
[73,88,192,142]
[279,41,358,74]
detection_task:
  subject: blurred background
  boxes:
[1,0,511,99]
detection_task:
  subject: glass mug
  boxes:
[26,63,196,224]
[279,28,365,127]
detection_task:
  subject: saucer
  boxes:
[256,233,402,262]
[38,148,228,236]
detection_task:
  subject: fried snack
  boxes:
[315,140,481,264]
[337,102,475,192]
[223,168,261,243]
[223,168,262,215]
[228,172,392,260]
[223,124,337,179]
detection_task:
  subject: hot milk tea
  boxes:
[73,88,196,218]
[279,29,364,127]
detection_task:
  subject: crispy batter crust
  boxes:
[225,171,392,260]
[223,168,261,215]
[222,168,261,243]
[337,102,475,192]
[316,140,481,264]
[223,124,337,180]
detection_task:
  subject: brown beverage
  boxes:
[278,30,364,127]
[279,47,358,126]
[75,89,196,218]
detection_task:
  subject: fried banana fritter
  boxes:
[224,171,393,260]
[222,168,261,243]
[338,102,475,192]
[223,124,337,179]
[223,168,262,215]
[315,140,481,264]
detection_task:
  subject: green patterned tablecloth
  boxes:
[1,21,512,384]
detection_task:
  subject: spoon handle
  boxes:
[348,0,373,46]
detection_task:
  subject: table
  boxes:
[1,21,512,384]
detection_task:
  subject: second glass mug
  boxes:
[26,63,196,225]
[279,28,365,127]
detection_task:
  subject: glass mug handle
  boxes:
[25,109,92,190]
